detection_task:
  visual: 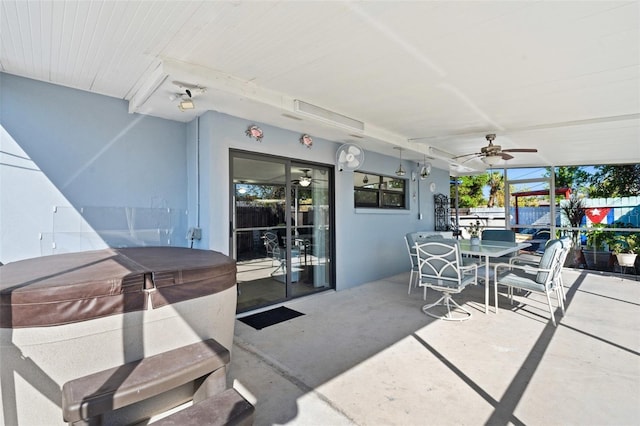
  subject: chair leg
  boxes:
[545,291,557,326]
[414,276,428,300]
[558,275,567,301]
[270,259,285,277]
[422,292,471,321]
[408,270,415,294]
[556,287,565,314]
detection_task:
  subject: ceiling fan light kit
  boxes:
[482,155,505,166]
[299,177,311,187]
[453,133,538,166]
[298,169,312,187]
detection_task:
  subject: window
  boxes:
[354,172,406,209]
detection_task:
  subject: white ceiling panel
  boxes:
[0,0,638,175]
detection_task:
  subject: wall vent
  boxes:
[293,100,364,132]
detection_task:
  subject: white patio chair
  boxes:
[509,237,572,302]
[262,232,280,266]
[494,239,565,326]
[555,237,573,301]
[404,233,420,295]
[415,239,478,321]
[404,232,445,298]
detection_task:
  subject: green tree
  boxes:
[510,185,541,207]
[589,164,640,197]
[553,166,591,190]
[452,175,489,207]
[487,172,504,207]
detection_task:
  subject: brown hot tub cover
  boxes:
[0,247,236,328]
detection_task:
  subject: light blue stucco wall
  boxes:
[0,73,188,262]
[190,111,449,290]
[1,72,451,291]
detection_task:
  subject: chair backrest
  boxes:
[558,236,573,265]
[405,232,445,267]
[415,239,465,288]
[263,232,280,256]
[404,234,418,268]
[482,229,516,260]
[481,229,516,242]
[535,239,564,284]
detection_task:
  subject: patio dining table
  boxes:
[458,239,531,314]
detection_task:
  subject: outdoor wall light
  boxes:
[178,97,195,111]
[177,88,195,111]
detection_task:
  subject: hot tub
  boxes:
[0,247,237,425]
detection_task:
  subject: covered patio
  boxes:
[1,2,638,424]
[231,268,639,425]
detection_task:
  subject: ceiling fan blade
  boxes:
[502,148,538,153]
[500,152,514,160]
[452,152,481,160]
[462,155,481,164]
[348,145,361,156]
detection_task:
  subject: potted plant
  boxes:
[609,232,640,268]
[468,219,482,245]
[560,194,586,267]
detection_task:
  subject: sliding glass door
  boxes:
[231,151,333,313]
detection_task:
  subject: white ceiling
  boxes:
[1,1,639,175]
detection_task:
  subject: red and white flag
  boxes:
[585,207,611,224]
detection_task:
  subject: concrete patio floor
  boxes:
[228,269,640,426]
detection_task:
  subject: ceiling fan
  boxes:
[292,169,312,187]
[454,134,538,166]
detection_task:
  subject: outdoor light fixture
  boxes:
[178,97,195,111]
[178,89,194,111]
[362,174,369,184]
[172,82,206,112]
[394,147,406,177]
[420,154,432,180]
[482,155,505,166]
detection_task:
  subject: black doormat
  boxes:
[239,306,304,330]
